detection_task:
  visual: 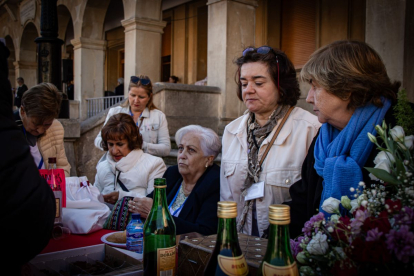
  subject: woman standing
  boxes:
[287,40,401,237]
[220,46,321,237]
[95,75,171,157]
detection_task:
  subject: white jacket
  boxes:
[220,107,321,237]
[94,149,166,199]
[94,106,171,157]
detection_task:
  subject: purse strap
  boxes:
[238,105,294,233]
[114,171,130,192]
[258,105,294,167]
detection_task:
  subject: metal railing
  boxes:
[86,96,124,118]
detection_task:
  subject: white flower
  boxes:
[306,232,329,255]
[330,214,340,223]
[370,159,392,181]
[321,197,341,214]
[403,135,414,150]
[373,151,395,165]
[328,226,334,233]
[341,196,352,210]
[390,126,405,142]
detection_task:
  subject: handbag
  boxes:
[63,176,110,234]
[103,171,134,231]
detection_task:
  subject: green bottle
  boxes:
[257,204,299,276]
[143,178,177,276]
[204,201,249,276]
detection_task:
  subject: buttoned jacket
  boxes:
[94,106,171,157]
[220,107,321,236]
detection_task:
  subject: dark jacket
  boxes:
[286,106,397,238]
[147,164,221,235]
[0,42,55,274]
[15,84,28,108]
[114,84,124,96]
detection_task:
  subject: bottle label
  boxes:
[157,246,176,276]
[217,254,249,276]
[263,261,299,276]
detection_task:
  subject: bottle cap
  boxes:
[217,201,237,219]
[131,213,141,220]
[268,204,290,225]
[48,157,57,164]
[154,178,167,188]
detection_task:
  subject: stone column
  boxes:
[71,37,107,120]
[207,0,257,133]
[121,18,166,95]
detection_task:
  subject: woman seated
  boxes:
[287,40,401,238]
[220,46,321,237]
[14,82,71,176]
[95,75,171,157]
[94,113,166,206]
[128,125,221,235]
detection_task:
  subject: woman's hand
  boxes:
[128,197,153,218]
[103,191,119,204]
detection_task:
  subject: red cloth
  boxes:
[41,229,116,254]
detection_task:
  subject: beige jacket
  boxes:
[38,119,71,176]
[94,106,171,157]
[220,107,321,237]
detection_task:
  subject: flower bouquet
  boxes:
[291,122,414,276]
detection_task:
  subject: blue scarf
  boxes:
[314,98,391,217]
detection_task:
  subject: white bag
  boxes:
[62,176,110,234]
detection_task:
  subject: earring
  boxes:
[205,163,208,168]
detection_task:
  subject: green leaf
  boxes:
[364,167,401,185]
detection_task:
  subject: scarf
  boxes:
[314,98,391,217]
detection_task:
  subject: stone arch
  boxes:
[18,22,39,88]
[81,0,112,40]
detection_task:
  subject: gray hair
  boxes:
[118,78,124,84]
[175,125,221,159]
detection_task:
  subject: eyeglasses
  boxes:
[241,46,280,92]
[130,76,151,85]
[242,46,273,56]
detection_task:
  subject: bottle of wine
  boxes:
[257,204,299,276]
[204,201,249,276]
[48,157,62,226]
[143,178,176,276]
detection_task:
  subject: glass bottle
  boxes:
[48,157,62,226]
[257,204,299,276]
[204,201,249,276]
[143,178,176,276]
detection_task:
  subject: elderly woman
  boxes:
[95,75,170,157]
[128,125,221,235]
[14,82,71,176]
[94,113,166,205]
[287,40,401,237]
[220,46,321,237]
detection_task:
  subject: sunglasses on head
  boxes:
[130,76,151,85]
[242,46,275,56]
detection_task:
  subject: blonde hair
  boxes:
[300,40,399,109]
[122,75,158,110]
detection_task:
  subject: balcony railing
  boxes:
[86,96,124,118]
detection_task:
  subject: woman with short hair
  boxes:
[14,82,71,176]
[129,125,221,235]
[287,40,402,237]
[220,46,321,237]
[94,113,166,205]
[95,75,171,157]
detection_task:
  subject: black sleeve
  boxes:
[173,176,220,236]
[285,135,323,239]
[0,42,56,273]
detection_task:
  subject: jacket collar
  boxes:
[127,107,150,118]
[107,149,143,173]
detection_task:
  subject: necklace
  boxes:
[182,182,193,197]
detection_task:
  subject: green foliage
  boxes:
[393,89,414,136]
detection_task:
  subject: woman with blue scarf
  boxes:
[286,40,401,238]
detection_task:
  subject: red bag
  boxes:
[39,168,66,207]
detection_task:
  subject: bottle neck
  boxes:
[152,186,168,210]
[216,217,238,244]
[267,223,293,256]
[48,163,57,170]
